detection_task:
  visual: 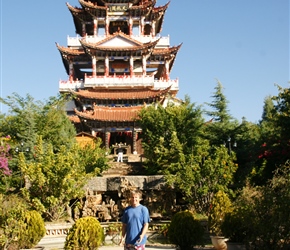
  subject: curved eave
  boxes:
[168,45,182,72]
[129,0,156,11]
[152,43,182,56]
[66,2,83,13]
[69,115,81,123]
[79,0,107,10]
[67,2,91,35]
[152,2,169,33]
[56,43,84,56]
[75,106,142,122]
[153,1,170,13]
[73,86,171,100]
[67,3,90,21]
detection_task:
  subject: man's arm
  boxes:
[138,222,149,243]
[119,223,127,246]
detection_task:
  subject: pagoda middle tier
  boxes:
[56,0,182,154]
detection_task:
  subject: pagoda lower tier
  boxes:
[67,85,180,156]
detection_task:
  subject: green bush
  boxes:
[208,190,232,236]
[64,216,104,250]
[220,210,249,243]
[245,162,290,249]
[19,210,46,249]
[0,194,44,250]
[168,210,204,250]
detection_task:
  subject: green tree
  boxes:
[76,137,109,175]
[139,95,237,214]
[0,93,39,146]
[153,131,186,175]
[249,96,278,185]
[167,139,237,214]
[204,80,239,146]
[20,137,87,221]
[232,118,261,188]
[0,93,79,194]
[138,97,204,174]
[205,80,232,123]
[36,95,76,150]
[0,93,76,151]
[252,85,290,184]
[260,95,275,123]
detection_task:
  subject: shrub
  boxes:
[248,162,290,249]
[220,210,249,243]
[19,210,46,249]
[208,190,232,236]
[168,210,204,250]
[64,216,104,250]
[0,194,28,249]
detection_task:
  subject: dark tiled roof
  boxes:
[75,106,143,122]
[69,115,81,123]
[74,86,171,100]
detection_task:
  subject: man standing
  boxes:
[117,145,124,162]
[120,190,150,250]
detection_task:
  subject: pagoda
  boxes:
[56,0,182,156]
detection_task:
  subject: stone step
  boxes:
[103,157,146,177]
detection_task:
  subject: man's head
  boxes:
[129,190,142,207]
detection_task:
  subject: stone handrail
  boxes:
[43,221,172,237]
[59,76,178,91]
[44,222,73,236]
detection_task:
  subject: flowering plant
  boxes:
[0,135,12,176]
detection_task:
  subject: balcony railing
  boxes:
[59,75,178,91]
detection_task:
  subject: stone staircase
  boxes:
[103,154,146,176]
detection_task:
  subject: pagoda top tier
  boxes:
[77,0,151,6]
[67,0,169,37]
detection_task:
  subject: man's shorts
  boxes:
[124,244,145,250]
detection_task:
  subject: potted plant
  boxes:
[106,222,122,236]
[220,184,262,249]
[167,210,204,250]
[208,191,232,250]
[220,211,247,250]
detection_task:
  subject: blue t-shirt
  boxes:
[121,204,150,245]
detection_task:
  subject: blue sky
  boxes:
[0,0,289,123]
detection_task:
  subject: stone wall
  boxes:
[76,175,176,221]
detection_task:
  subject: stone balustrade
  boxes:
[44,222,73,236]
[59,76,179,92]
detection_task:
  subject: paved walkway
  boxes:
[37,236,177,250]
[37,236,213,250]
